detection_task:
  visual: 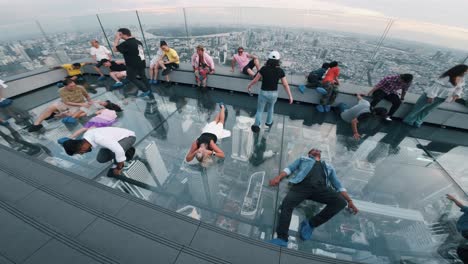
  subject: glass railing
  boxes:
[0,7,467,264]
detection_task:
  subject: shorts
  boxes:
[242,59,256,75]
[202,121,224,140]
[112,71,127,77]
[150,57,158,67]
[166,63,179,70]
[52,101,90,115]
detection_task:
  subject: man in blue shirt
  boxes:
[269,148,359,247]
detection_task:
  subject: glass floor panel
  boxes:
[0,78,466,263]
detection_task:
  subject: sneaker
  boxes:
[57,137,70,145]
[112,82,124,88]
[299,220,314,241]
[97,75,107,81]
[62,116,77,124]
[138,90,152,98]
[152,79,159,84]
[268,238,288,247]
[324,105,331,112]
[265,122,274,128]
[298,85,305,94]
[0,99,13,107]
[28,124,43,132]
[56,82,64,88]
[162,68,172,76]
[315,105,325,113]
[385,116,393,121]
[316,87,328,95]
[251,125,260,133]
[106,168,117,178]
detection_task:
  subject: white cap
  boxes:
[268,51,280,60]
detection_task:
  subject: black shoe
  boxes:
[106,168,117,178]
[251,125,260,133]
[44,112,56,121]
[163,81,173,88]
[162,68,172,76]
[265,122,274,128]
[125,147,135,161]
[28,124,43,132]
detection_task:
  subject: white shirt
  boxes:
[90,45,111,61]
[83,127,135,163]
[425,77,465,100]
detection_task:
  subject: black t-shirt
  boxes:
[196,133,217,148]
[259,66,285,91]
[109,61,127,72]
[116,38,145,68]
[292,161,327,191]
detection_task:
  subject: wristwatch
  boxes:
[211,150,216,157]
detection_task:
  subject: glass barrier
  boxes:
[138,8,188,64]
[372,19,468,94]
[0,22,56,78]
[38,15,108,66]
[96,11,145,61]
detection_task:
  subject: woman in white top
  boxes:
[403,64,467,128]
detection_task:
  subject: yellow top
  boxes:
[62,63,85,76]
[163,48,180,64]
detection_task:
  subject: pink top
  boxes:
[191,52,215,71]
[233,52,250,71]
[98,109,117,121]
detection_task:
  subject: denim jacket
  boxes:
[283,156,346,192]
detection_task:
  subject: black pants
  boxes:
[276,186,347,241]
[96,136,136,164]
[126,66,154,99]
[370,89,401,116]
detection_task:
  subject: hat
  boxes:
[268,51,280,60]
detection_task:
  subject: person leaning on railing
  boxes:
[403,64,467,128]
[191,45,215,89]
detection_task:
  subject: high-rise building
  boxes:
[231,116,254,161]
[143,141,170,187]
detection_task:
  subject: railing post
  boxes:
[136,10,151,62]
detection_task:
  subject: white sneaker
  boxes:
[385,116,393,121]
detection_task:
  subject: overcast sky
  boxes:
[0,0,467,49]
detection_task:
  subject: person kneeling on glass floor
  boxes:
[186,104,229,167]
[268,148,359,247]
[62,127,136,177]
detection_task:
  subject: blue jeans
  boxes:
[403,94,445,127]
[254,90,278,126]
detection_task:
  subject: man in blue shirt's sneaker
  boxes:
[268,148,359,247]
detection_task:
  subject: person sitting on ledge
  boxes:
[231,46,260,78]
[28,79,93,132]
[336,94,387,140]
[153,40,180,87]
[100,59,127,88]
[53,62,93,86]
[268,148,358,247]
[316,61,340,113]
[186,104,228,167]
[89,39,112,81]
[191,45,215,88]
[62,127,136,177]
[306,62,330,88]
[368,73,413,121]
[403,64,467,128]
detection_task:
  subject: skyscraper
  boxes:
[231,116,254,161]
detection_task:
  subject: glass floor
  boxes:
[0,76,467,263]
